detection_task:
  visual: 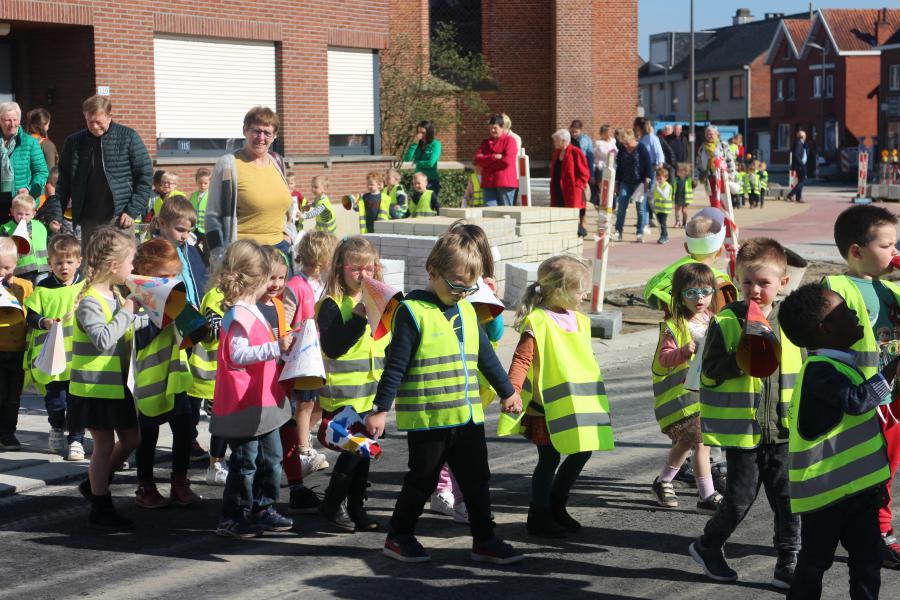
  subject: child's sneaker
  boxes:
[0,434,22,450]
[300,449,328,477]
[48,428,65,453]
[471,537,525,565]
[689,537,738,582]
[772,552,797,589]
[429,490,455,517]
[287,485,320,514]
[636,234,644,244]
[452,501,469,524]
[383,534,431,563]
[205,462,228,486]
[217,517,262,539]
[883,532,900,570]
[251,506,294,532]
[696,491,723,516]
[651,477,678,508]
[66,441,86,461]
[614,232,623,242]
[190,440,210,462]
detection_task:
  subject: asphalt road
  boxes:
[1,359,898,600]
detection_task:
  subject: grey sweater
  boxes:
[76,293,149,382]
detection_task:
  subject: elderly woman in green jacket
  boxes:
[402,120,442,203]
[0,102,48,226]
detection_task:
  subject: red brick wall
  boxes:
[879,47,900,151]
[592,2,638,135]
[843,55,880,147]
[750,54,770,119]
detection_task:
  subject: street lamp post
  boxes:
[689,0,695,175]
[652,63,670,118]
[807,42,827,175]
[742,64,750,156]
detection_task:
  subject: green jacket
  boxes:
[3,126,48,200]
[403,139,442,183]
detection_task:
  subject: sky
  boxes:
[638,1,892,59]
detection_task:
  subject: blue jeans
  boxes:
[614,182,647,235]
[45,381,84,444]
[221,428,283,519]
[483,187,516,207]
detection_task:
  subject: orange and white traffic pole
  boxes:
[591,157,617,313]
[518,153,531,207]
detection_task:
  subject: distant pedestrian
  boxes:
[0,101,49,227]
[614,130,652,243]
[403,120,442,204]
[474,115,518,207]
[786,130,808,203]
[25,108,58,170]
[548,129,590,237]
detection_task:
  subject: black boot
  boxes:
[347,473,379,532]
[526,505,567,538]
[318,472,355,532]
[550,496,581,532]
[88,493,133,531]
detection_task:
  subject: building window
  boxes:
[777,124,791,150]
[776,79,784,101]
[429,0,481,68]
[695,79,708,102]
[891,65,900,91]
[711,77,719,101]
[824,119,839,151]
[153,36,277,157]
[730,75,744,99]
[825,74,834,98]
[783,44,790,60]
[787,78,796,101]
[328,47,380,156]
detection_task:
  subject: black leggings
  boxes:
[332,450,370,478]
[136,413,193,480]
[531,444,592,507]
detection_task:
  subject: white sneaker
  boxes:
[48,428,65,453]
[453,501,469,524]
[643,225,652,234]
[65,440,85,461]
[614,232,623,242]
[430,490,456,517]
[300,449,328,477]
[636,235,644,244]
[206,462,228,486]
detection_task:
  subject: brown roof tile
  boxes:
[819,9,900,52]
[784,19,812,53]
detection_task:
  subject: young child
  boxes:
[71,227,147,530]
[649,262,722,513]
[464,166,484,208]
[367,229,524,564]
[408,172,440,218]
[150,171,187,222]
[24,234,85,460]
[499,254,612,538]
[1,193,50,284]
[824,204,900,570]
[759,162,769,208]
[672,163,694,229]
[385,167,408,219]
[690,238,802,588]
[294,231,338,309]
[652,166,672,245]
[644,208,737,318]
[131,238,201,509]
[316,237,389,532]
[286,171,305,227]
[779,283,898,599]
[733,163,746,210]
[352,172,390,234]
[747,162,760,209]
[189,167,211,242]
[0,237,33,451]
[302,176,337,235]
[212,240,294,539]
[37,166,65,235]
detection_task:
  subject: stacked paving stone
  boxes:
[480,206,583,262]
[380,258,405,294]
[866,184,900,201]
[503,262,540,308]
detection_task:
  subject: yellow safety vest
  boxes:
[1,220,48,275]
[469,173,484,206]
[396,299,482,430]
[498,309,614,454]
[788,355,890,514]
[187,288,224,400]
[189,191,208,234]
[699,306,801,448]
[134,325,192,417]
[651,318,699,432]
[24,281,85,389]
[314,195,337,234]
[387,184,408,218]
[643,256,735,313]
[319,295,389,414]
[824,275,900,378]
[70,288,133,399]
[676,176,694,206]
[653,182,673,213]
[357,191,391,234]
[409,190,436,217]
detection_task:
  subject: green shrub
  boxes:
[400,169,468,208]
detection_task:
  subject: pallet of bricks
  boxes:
[865,184,900,202]
[479,206,583,263]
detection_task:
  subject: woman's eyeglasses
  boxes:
[442,275,479,297]
[249,128,276,140]
[343,264,376,276]
[681,287,715,300]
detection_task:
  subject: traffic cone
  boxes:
[279,319,326,389]
[11,219,30,255]
[736,300,781,378]
[467,277,505,323]
[360,276,403,340]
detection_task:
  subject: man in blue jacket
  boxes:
[55,95,153,246]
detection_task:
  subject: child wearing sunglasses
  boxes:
[316,236,389,533]
[650,262,721,514]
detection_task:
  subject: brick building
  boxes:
[877,27,900,155]
[0,0,637,198]
[766,8,900,169]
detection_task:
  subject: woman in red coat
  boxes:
[550,129,591,237]
[473,114,519,206]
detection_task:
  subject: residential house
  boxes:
[877,26,900,155]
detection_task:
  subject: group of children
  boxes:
[732,160,769,210]
[643,202,900,597]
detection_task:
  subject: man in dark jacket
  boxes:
[56,95,153,246]
[668,125,687,163]
[786,130,808,203]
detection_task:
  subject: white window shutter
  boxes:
[327,48,376,136]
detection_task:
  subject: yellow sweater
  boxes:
[234,156,292,246]
[0,277,33,352]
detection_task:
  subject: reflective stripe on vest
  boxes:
[653,182,673,213]
[70,288,132,399]
[134,325,192,417]
[651,319,699,432]
[682,177,694,205]
[314,196,337,233]
[26,281,84,385]
[410,190,436,217]
[824,275,900,379]
[187,287,224,400]
[760,171,769,190]
[387,184,408,218]
[396,299,482,431]
[470,173,484,206]
[1,220,49,274]
[190,191,208,234]
[318,295,389,413]
[788,355,890,514]
[498,309,613,453]
[357,191,391,234]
